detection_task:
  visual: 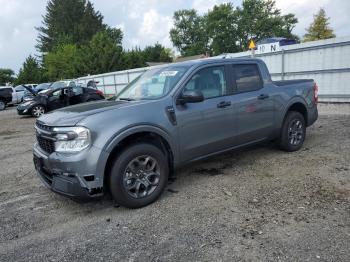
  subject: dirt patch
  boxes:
[0,105,349,262]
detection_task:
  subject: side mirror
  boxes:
[177,90,204,104]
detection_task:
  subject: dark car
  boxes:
[23,83,53,102]
[17,85,105,117]
[0,86,13,111]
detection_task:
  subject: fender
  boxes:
[277,96,308,128]
[95,124,178,178]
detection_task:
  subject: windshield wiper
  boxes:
[118,98,136,101]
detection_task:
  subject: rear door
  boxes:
[230,63,275,144]
[175,65,237,162]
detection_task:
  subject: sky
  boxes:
[0,0,349,73]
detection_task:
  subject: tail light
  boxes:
[313,82,318,103]
[96,90,104,96]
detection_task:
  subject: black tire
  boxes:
[31,105,45,118]
[279,111,306,152]
[109,143,169,208]
[0,99,5,111]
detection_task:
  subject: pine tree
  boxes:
[37,0,106,53]
[16,56,44,84]
[303,8,335,42]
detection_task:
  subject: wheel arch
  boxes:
[280,97,308,127]
[102,127,175,191]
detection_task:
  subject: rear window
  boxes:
[233,64,263,92]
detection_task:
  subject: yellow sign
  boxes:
[248,39,256,50]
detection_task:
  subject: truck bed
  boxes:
[273,79,314,87]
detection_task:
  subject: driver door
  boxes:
[47,89,66,111]
[175,65,237,162]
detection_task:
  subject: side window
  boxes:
[51,90,61,98]
[15,86,25,92]
[233,64,263,92]
[183,66,227,99]
[72,87,83,95]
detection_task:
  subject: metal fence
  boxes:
[77,36,350,102]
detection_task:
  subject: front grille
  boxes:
[37,135,55,154]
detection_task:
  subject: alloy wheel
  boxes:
[0,101,5,111]
[32,106,45,117]
[288,119,304,145]
[123,155,161,199]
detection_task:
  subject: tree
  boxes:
[76,29,124,75]
[16,56,44,85]
[206,3,240,55]
[0,69,15,85]
[142,43,173,63]
[170,9,208,56]
[303,8,335,42]
[123,48,146,69]
[235,0,298,50]
[37,0,105,53]
[44,44,79,80]
[170,1,299,54]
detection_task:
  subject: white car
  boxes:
[12,84,37,104]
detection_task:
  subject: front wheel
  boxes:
[31,105,45,118]
[279,111,306,152]
[109,143,169,208]
[0,100,5,111]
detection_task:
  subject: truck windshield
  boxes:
[116,66,189,101]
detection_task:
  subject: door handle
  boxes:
[258,94,269,100]
[217,101,231,108]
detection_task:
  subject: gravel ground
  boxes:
[0,104,349,262]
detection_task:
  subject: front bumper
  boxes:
[33,142,106,200]
[17,105,32,115]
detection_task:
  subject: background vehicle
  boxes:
[33,58,318,208]
[17,85,105,117]
[0,86,13,110]
[23,83,52,102]
[12,84,38,104]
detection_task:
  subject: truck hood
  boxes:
[38,100,134,126]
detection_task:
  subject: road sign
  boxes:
[248,39,256,50]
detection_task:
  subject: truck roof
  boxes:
[168,57,262,68]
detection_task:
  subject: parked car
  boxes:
[33,58,318,208]
[17,84,105,117]
[12,84,38,104]
[0,86,13,110]
[23,83,52,102]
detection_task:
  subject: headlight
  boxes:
[53,126,91,153]
[22,101,34,107]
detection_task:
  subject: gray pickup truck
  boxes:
[33,58,318,208]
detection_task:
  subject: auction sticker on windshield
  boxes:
[159,71,178,77]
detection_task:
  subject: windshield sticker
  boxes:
[159,71,178,77]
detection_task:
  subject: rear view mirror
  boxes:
[63,89,69,95]
[177,90,204,104]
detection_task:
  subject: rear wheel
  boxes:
[109,143,169,208]
[31,105,45,118]
[279,111,306,151]
[0,100,5,111]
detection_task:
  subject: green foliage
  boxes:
[15,56,45,85]
[170,9,209,56]
[170,0,299,55]
[44,44,78,80]
[0,69,15,85]
[37,0,105,53]
[142,43,173,63]
[206,3,239,55]
[303,8,335,42]
[76,29,124,75]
